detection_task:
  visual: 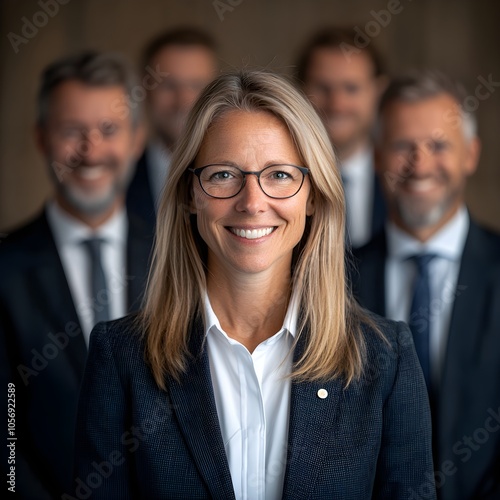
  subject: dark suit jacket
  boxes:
[371,173,386,238]
[344,163,386,250]
[351,219,500,500]
[73,312,435,499]
[0,209,153,500]
[126,149,157,230]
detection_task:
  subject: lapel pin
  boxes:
[317,388,328,399]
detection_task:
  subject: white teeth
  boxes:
[75,167,106,180]
[230,227,274,239]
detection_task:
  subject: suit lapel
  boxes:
[371,172,386,237]
[353,230,387,316]
[30,213,87,377]
[126,149,157,229]
[282,332,344,500]
[438,220,496,454]
[125,212,154,313]
[167,318,236,500]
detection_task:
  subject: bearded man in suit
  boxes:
[352,70,500,500]
[0,51,153,499]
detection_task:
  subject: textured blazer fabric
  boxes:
[72,312,435,499]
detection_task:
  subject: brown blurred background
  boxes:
[1,0,499,233]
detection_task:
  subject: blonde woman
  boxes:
[73,71,435,499]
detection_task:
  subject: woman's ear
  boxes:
[306,191,315,216]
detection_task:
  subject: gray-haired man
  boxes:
[0,51,153,499]
[352,71,500,500]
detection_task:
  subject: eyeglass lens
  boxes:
[198,164,305,199]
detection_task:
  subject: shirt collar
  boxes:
[203,291,299,342]
[386,205,470,261]
[46,199,127,248]
[339,145,373,183]
[148,138,172,172]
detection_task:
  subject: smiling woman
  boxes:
[73,70,436,499]
[190,110,314,299]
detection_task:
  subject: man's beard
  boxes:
[49,160,136,217]
[393,190,456,230]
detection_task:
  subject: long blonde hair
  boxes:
[141,70,371,389]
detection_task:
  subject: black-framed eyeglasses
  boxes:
[189,164,310,199]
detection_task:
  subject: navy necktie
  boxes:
[82,238,110,325]
[408,253,436,392]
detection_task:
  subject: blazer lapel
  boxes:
[282,332,344,500]
[167,318,236,500]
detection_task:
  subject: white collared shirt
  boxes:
[204,294,298,500]
[340,146,375,248]
[385,206,469,387]
[146,139,172,208]
[46,201,128,344]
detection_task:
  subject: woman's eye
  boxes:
[210,171,234,181]
[271,171,290,179]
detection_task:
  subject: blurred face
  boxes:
[304,48,381,158]
[147,45,217,149]
[376,93,480,239]
[37,80,142,225]
[191,110,315,280]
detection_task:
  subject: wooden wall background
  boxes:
[1,0,499,232]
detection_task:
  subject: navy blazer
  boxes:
[72,312,436,499]
[351,218,500,500]
[0,209,153,500]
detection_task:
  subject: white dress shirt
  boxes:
[340,146,375,248]
[146,139,172,208]
[46,201,128,344]
[385,206,469,387]
[204,294,298,500]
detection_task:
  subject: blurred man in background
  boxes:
[352,71,500,500]
[126,26,218,226]
[297,26,387,248]
[0,51,152,499]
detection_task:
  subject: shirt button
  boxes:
[317,388,328,399]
